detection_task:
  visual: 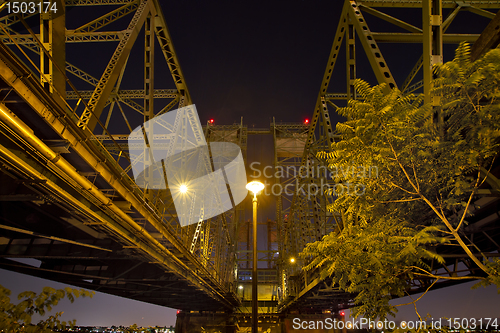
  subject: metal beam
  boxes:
[0,225,112,252]
[317,4,347,96]
[72,1,139,33]
[66,89,178,99]
[358,5,423,32]
[153,5,191,104]
[39,0,66,108]
[371,33,479,43]
[350,2,397,90]
[471,9,500,61]
[356,1,500,8]
[77,0,152,131]
[422,0,442,105]
[66,0,135,5]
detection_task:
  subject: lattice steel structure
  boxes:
[319,0,500,103]
[0,0,240,311]
[274,112,343,313]
[278,0,500,314]
[1,0,500,325]
[272,119,335,302]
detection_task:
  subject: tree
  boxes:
[301,42,500,320]
[126,323,142,332]
[0,284,94,332]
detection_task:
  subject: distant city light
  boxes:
[210,119,214,124]
[340,310,345,316]
[290,257,295,263]
[238,285,244,290]
[304,119,309,124]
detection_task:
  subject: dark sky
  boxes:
[1,0,500,328]
[161,0,343,127]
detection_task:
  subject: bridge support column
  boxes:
[175,311,237,333]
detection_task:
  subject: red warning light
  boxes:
[209,119,214,124]
[176,310,181,314]
[340,310,345,316]
[304,119,309,124]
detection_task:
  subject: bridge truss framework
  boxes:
[0,0,500,332]
[0,0,240,311]
[276,0,500,315]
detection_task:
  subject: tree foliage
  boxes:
[301,42,500,319]
[0,284,94,332]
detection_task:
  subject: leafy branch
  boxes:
[0,284,94,332]
[303,42,500,320]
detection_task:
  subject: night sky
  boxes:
[1,0,500,328]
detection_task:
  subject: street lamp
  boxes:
[246,180,264,333]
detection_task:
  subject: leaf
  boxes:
[298,42,500,320]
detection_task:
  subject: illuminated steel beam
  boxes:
[0,12,37,27]
[422,0,442,105]
[66,63,100,86]
[153,4,191,104]
[348,1,397,91]
[371,32,479,43]
[356,0,500,8]
[72,1,139,33]
[66,32,123,42]
[470,10,500,61]
[1,32,125,44]
[39,0,66,107]
[66,0,135,5]
[464,5,497,18]
[358,5,422,32]
[77,0,152,131]
[66,89,178,99]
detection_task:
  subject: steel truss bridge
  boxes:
[0,0,500,332]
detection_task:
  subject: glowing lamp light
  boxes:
[176,310,181,314]
[238,285,244,290]
[290,257,296,263]
[340,310,345,316]
[304,119,309,124]
[179,184,188,193]
[246,181,265,195]
[209,119,214,124]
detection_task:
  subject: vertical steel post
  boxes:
[39,0,65,108]
[423,0,443,105]
[252,194,258,333]
[346,18,356,99]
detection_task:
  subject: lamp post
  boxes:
[246,180,264,333]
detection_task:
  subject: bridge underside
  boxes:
[0,40,238,311]
[1,1,500,327]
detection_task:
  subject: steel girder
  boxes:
[272,116,340,313]
[187,122,249,288]
[0,0,240,310]
[319,0,500,103]
[275,113,341,313]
